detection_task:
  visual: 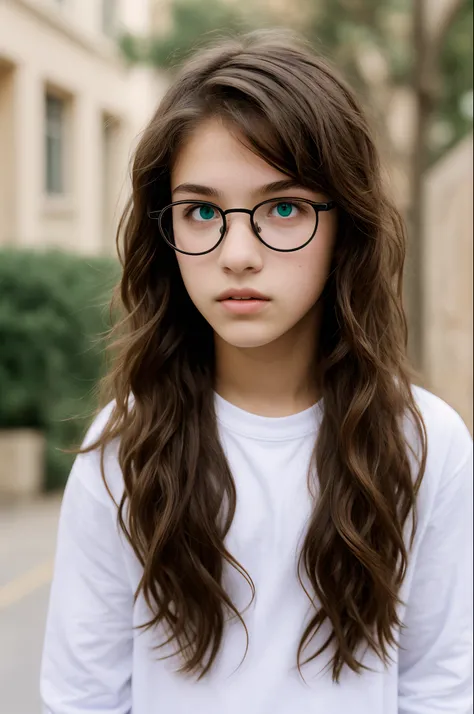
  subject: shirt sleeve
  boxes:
[398,419,473,713]
[40,449,134,714]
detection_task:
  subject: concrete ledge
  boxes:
[0,429,45,501]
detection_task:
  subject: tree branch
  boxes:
[425,0,465,56]
[416,0,465,108]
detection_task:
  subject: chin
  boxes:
[213,324,282,350]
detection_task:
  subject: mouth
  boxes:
[223,297,267,301]
[216,289,270,302]
[216,290,271,315]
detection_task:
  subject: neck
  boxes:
[214,305,322,417]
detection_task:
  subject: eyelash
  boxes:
[183,204,214,218]
[182,201,305,217]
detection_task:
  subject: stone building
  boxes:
[0,0,158,254]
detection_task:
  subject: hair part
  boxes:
[82,29,427,683]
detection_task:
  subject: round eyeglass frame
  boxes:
[148,197,337,256]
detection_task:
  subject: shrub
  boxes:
[0,248,120,490]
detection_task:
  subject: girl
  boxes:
[40,30,473,714]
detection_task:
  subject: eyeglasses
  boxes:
[148,198,336,255]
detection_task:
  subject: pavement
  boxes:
[0,493,63,714]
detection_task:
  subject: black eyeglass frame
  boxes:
[148,197,337,255]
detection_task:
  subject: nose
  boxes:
[216,214,264,273]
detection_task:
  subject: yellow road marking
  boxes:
[0,559,54,610]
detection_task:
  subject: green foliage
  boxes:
[434,0,474,160]
[304,0,411,89]
[119,32,147,64]
[122,0,258,70]
[121,0,472,160]
[0,249,120,490]
[292,0,472,156]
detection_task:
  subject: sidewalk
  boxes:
[0,493,63,714]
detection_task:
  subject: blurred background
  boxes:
[0,0,472,711]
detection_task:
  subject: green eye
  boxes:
[276,203,294,217]
[198,205,215,220]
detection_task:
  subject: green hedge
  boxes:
[0,248,120,491]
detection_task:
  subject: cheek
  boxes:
[283,239,334,303]
[176,254,211,303]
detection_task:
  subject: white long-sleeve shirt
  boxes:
[40,386,473,713]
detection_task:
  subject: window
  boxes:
[45,93,65,194]
[101,114,121,249]
[102,0,117,37]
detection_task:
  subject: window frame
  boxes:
[102,0,117,38]
[45,92,66,196]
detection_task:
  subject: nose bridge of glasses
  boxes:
[223,207,254,217]
[221,207,258,238]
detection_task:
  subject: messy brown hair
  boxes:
[82,29,427,682]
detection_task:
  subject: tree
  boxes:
[409,0,471,367]
[120,0,258,68]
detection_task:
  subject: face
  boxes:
[170,118,337,351]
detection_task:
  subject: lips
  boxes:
[217,288,270,301]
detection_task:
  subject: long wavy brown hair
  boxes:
[81,29,427,683]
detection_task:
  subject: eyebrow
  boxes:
[172,179,306,198]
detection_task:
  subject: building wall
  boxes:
[0,0,159,255]
[0,58,16,246]
[423,133,473,432]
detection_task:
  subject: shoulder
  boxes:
[409,385,472,522]
[82,400,117,450]
[67,401,124,510]
[411,385,472,466]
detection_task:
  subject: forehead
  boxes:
[171,117,290,195]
